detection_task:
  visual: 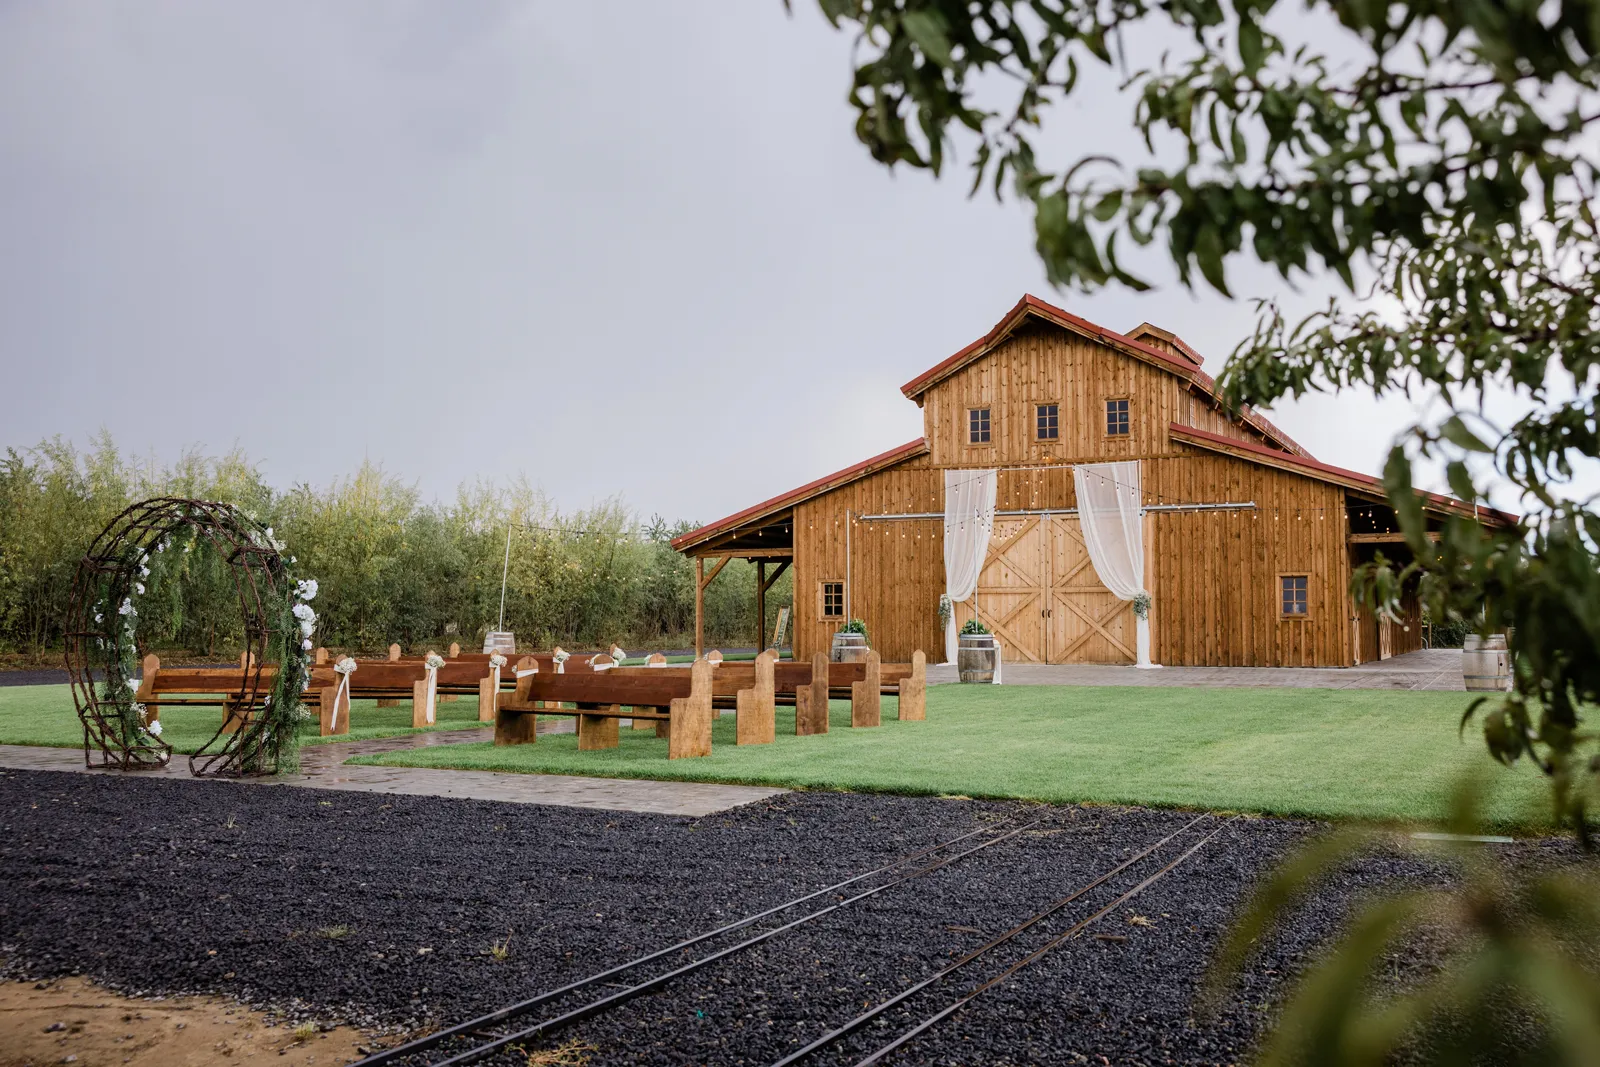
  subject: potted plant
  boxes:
[957,617,998,683]
[831,618,870,663]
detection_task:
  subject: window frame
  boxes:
[819,579,846,620]
[1104,397,1132,438]
[1034,401,1060,441]
[966,406,994,447]
[1278,573,1311,620]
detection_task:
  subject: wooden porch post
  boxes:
[695,556,705,658]
[756,560,766,652]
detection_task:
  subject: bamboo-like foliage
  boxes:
[0,438,789,655]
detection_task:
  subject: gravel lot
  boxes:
[0,769,1581,1066]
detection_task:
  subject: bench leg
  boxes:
[897,678,925,721]
[495,706,538,746]
[376,698,399,708]
[851,681,881,728]
[478,676,497,723]
[578,707,621,751]
[736,688,774,745]
[631,706,653,730]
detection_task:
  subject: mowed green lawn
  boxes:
[349,685,1553,829]
[0,684,489,754]
[0,681,1555,828]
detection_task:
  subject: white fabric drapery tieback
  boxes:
[422,652,444,725]
[330,656,356,731]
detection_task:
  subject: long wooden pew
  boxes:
[134,655,345,736]
[494,657,716,759]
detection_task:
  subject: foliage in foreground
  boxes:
[1208,782,1600,1067]
[0,435,789,657]
[811,0,1600,835]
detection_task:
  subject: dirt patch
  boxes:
[0,976,372,1066]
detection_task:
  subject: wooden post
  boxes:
[897,650,926,721]
[318,685,347,737]
[388,644,401,661]
[737,649,776,745]
[669,657,714,759]
[578,706,621,750]
[136,653,160,727]
[478,672,498,723]
[851,650,881,728]
[495,705,538,746]
[756,560,766,653]
[412,679,430,728]
[797,651,830,735]
[695,556,705,659]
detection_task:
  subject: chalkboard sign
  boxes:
[769,606,791,652]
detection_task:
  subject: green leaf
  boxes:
[900,11,953,67]
[1440,415,1493,453]
[1238,17,1265,75]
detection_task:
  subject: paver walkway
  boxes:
[0,728,786,816]
[929,647,1468,690]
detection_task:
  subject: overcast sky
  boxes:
[0,2,1540,524]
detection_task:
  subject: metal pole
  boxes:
[497,523,514,633]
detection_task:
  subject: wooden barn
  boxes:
[672,296,1512,669]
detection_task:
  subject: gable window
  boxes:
[1106,398,1131,436]
[1280,575,1309,618]
[820,581,845,619]
[1036,404,1059,440]
[968,407,992,444]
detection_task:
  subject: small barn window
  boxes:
[1106,398,1131,436]
[968,408,992,444]
[820,581,845,619]
[1280,575,1309,617]
[1036,404,1059,440]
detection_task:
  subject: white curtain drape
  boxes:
[1073,461,1159,668]
[943,468,998,670]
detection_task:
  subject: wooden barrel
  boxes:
[831,631,869,663]
[957,634,997,683]
[1462,634,1510,692]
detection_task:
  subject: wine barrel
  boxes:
[957,634,997,683]
[830,631,869,663]
[1462,634,1510,692]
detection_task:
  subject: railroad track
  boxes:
[772,812,1236,1066]
[349,815,1044,1067]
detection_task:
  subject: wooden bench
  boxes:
[608,649,926,738]
[494,657,716,759]
[134,655,344,736]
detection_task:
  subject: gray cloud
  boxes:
[0,2,1537,522]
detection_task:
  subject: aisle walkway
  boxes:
[0,728,786,816]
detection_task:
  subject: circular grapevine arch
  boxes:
[64,497,311,777]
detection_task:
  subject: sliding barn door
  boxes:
[1046,516,1135,664]
[966,515,1047,663]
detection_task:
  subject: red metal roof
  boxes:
[670,438,929,553]
[900,294,1309,458]
[1169,423,1519,526]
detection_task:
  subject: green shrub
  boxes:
[960,618,990,636]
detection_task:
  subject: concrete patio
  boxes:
[929,647,1468,690]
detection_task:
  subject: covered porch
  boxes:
[680,509,794,658]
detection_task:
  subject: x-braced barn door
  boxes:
[967,515,1136,665]
[965,515,1047,663]
[1046,516,1135,664]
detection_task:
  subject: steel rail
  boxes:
[349,817,1033,1067]
[417,819,1044,1067]
[851,817,1237,1067]
[767,813,1210,1067]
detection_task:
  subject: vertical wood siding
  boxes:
[785,324,1354,667]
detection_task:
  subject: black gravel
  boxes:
[0,771,1582,1065]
